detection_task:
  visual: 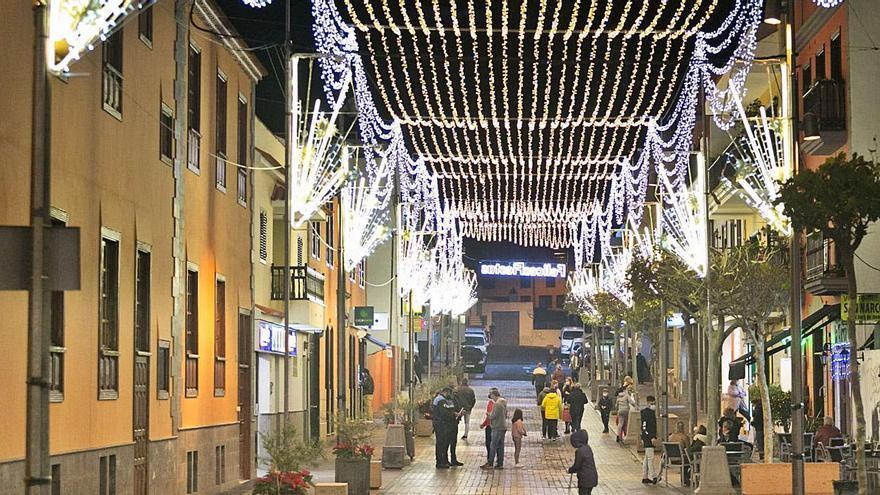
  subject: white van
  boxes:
[559,326,585,356]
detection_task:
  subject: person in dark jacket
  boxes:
[568,430,599,494]
[752,399,765,459]
[360,368,375,421]
[640,395,659,484]
[597,388,614,433]
[568,383,588,432]
[538,386,551,438]
[456,379,477,439]
[432,387,461,468]
[532,362,548,398]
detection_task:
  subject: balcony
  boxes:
[802,79,847,156]
[215,152,227,191]
[271,265,325,303]
[804,232,847,295]
[102,64,123,118]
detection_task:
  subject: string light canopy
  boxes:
[341,146,395,270]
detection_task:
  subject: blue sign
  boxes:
[257,320,297,356]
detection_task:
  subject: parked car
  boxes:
[559,326,585,357]
[463,332,488,356]
[461,345,487,373]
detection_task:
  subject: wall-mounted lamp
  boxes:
[803,112,821,141]
[764,0,783,25]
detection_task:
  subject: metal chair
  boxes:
[661,442,691,487]
[691,451,703,489]
[830,437,845,447]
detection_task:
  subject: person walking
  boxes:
[615,384,637,443]
[511,408,527,468]
[457,378,476,439]
[562,377,575,434]
[726,379,750,422]
[552,363,565,386]
[597,388,613,434]
[482,392,508,469]
[481,388,498,458]
[538,386,551,438]
[542,385,563,440]
[413,353,423,384]
[567,430,599,495]
[570,350,581,383]
[532,362,548,398]
[640,395,659,484]
[360,368,375,421]
[569,383,588,432]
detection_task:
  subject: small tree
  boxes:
[777,152,880,493]
[713,242,789,462]
[256,424,324,495]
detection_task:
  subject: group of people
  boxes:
[532,362,590,438]
[431,378,476,469]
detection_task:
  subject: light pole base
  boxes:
[694,446,736,494]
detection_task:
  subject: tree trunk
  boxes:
[843,253,869,494]
[751,323,775,463]
[685,321,699,432]
[706,316,724,444]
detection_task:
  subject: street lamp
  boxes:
[764,0,783,25]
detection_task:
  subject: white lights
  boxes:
[341,147,394,270]
[49,0,137,74]
[813,0,844,7]
[288,56,351,229]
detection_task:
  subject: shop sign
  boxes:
[354,306,375,327]
[257,320,296,356]
[479,261,567,278]
[841,294,880,323]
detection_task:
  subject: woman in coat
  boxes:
[562,377,575,434]
[541,387,563,440]
[568,430,599,494]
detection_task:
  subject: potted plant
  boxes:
[414,398,434,437]
[332,413,374,495]
[255,424,323,495]
[398,398,417,459]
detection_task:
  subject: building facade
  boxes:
[0,1,264,493]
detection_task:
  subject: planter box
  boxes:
[335,457,371,495]
[741,462,840,495]
[414,418,433,437]
[313,483,347,495]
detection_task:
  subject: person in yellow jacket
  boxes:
[541,387,563,440]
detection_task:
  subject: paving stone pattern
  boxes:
[372,380,691,495]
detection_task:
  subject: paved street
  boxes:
[369,380,688,495]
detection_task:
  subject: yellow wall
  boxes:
[477,301,561,348]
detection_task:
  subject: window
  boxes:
[802,62,812,95]
[51,464,61,495]
[520,295,532,302]
[186,451,199,494]
[49,217,66,401]
[258,210,268,263]
[186,267,199,396]
[187,45,201,172]
[160,103,174,163]
[215,71,227,190]
[135,249,151,354]
[310,222,321,261]
[102,28,124,117]
[545,277,556,288]
[358,258,366,288]
[138,3,153,46]
[214,277,226,396]
[237,97,248,205]
[215,445,226,485]
[99,232,120,399]
[830,33,842,81]
[157,340,170,399]
[538,295,552,309]
[520,277,532,288]
[99,455,117,495]
[815,47,826,81]
[326,208,335,268]
[556,295,566,309]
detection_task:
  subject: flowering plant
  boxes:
[332,442,375,459]
[253,469,313,495]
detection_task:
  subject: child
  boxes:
[568,430,598,494]
[597,387,614,433]
[511,408,527,468]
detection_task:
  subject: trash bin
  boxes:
[833,480,859,495]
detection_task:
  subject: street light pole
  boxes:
[783,2,805,492]
[282,0,292,428]
[659,300,669,442]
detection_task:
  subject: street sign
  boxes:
[354,306,375,327]
[841,294,880,322]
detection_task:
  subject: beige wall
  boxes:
[478,301,561,348]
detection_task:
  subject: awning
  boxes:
[364,333,390,349]
[291,323,323,335]
[729,304,841,371]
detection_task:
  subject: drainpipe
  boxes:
[25,2,51,493]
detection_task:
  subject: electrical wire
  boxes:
[856,252,880,273]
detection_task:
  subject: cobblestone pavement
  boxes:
[371,380,692,495]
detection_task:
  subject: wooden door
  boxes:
[133,354,149,495]
[238,312,253,480]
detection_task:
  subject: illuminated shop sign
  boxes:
[479,261,567,278]
[257,320,296,356]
